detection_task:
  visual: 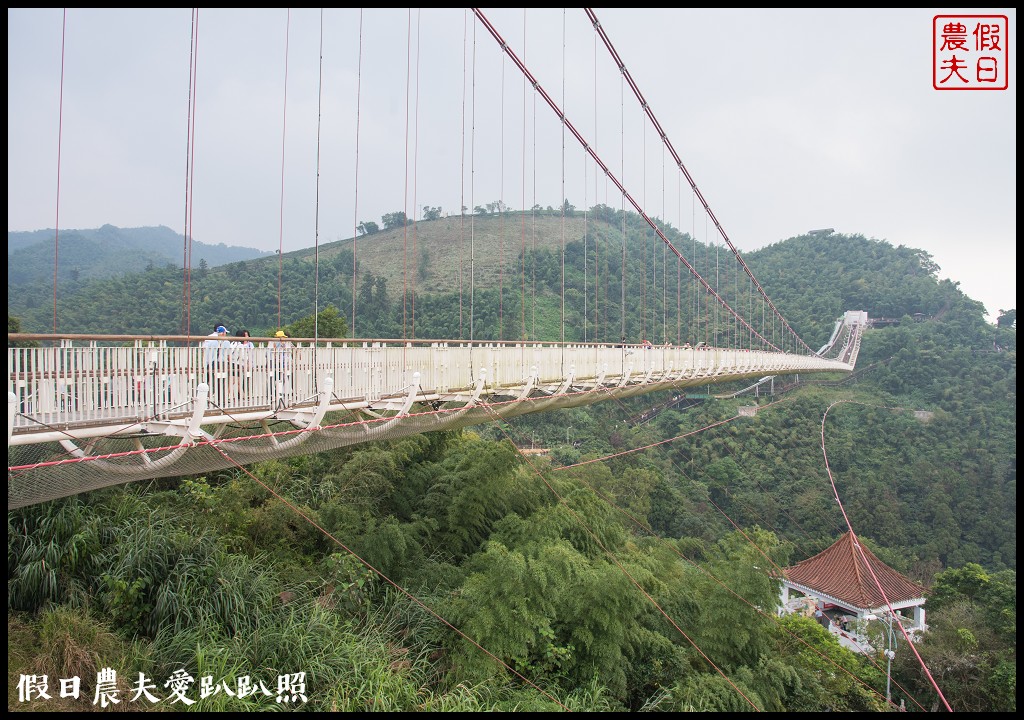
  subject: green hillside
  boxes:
[7,208,986,350]
[6,210,1016,712]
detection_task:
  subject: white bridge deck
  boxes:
[8,329,862,509]
[9,336,854,447]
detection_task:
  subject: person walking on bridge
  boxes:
[203,324,230,401]
[229,329,254,401]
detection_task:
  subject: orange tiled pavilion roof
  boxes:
[783,532,927,610]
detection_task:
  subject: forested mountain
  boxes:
[5,209,986,349]
[7,211,1016,712]
[7,224,272,293]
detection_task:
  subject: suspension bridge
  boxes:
[9,8,868,508]
[8,314,864,509]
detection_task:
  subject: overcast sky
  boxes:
[8,8,1016,322]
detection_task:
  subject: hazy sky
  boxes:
[8,8,1016,322]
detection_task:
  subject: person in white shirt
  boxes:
[229,329,254,401]
[203,324,229,399]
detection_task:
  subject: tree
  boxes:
[381,211,407,230]
[422,205,442,221]
[929,563,992,607]
[333,249,355,276]
[284,304,349,339]
[8,313,38,349]
[996,308,1015,328]
[357,221,379,236]
[914,249,941,277]
[895,597,1016,712]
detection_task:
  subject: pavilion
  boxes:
[778,531,928,644]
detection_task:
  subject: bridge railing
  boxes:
[9,334,853,435]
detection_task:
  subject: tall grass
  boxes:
[7,606,134,713]
[8,497,100,611]
[140,589,431,711]
[8,484,621,711]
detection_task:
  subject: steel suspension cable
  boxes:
[209,443,570,710]
[473,9,779,351]
[558,403,836,573]
[483,409,762,710]
[539,398,914,710]
[820,401,953,712]
[585,8,811,354]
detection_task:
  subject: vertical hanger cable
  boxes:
[351,10,363,338]
[276,11,290,333]
[412,9,421,338]
[312,10,324,356]
[52,10,67,334]
[559,9,566,347]
[402,9,411,338]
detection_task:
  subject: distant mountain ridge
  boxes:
[7,224,273,287]
[7,207,990,346]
